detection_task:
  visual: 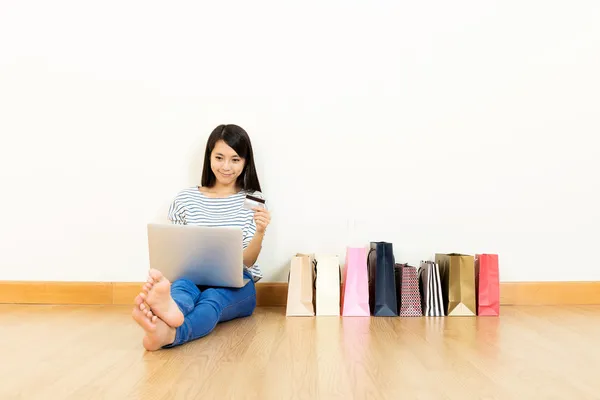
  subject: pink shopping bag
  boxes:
[341,247,370,316]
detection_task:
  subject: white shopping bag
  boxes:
[315,255,341,316]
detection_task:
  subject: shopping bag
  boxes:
[436,253,476,316]
[315,255,341,316]
[367,242,398,316]
[418,261,445,316]
[341,247,370,316]
[396,264,422,317]
[286,254,315,317]
[475,254,500,316]
[394,264,402,313]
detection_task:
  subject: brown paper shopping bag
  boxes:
[435,253,476,316]
[286,254,316,317]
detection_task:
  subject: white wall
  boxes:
[1,1,599,283]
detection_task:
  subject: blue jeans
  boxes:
[164,270,257,348]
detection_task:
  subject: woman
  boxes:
[132,124,271,351]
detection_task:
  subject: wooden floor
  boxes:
[1,305,599,400]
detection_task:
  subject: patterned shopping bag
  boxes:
[396,264,422,317]
[419,261,445,317]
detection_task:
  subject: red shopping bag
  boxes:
[475,254,500,316]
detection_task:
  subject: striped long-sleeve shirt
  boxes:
[167,186,264,282]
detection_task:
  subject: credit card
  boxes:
[243,194,266,210]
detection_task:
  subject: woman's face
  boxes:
[210,140,246,187]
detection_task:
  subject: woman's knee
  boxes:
[242,293,257,317]
[240,282,257,316]
[219,292,257,322]
[171,277,197,291]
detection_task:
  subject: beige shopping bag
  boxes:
[315,255,341,316]
[285,254,316,317]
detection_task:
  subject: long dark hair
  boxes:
[201,124,262,193]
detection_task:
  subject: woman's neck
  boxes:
[201,182,240,196]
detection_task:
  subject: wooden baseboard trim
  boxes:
[0,281,599,306]
[499,282,600,305]
[0,281,291,306]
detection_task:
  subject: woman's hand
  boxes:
[243,207,270,267]
[253,207,271,234]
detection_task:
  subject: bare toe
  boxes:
[149,268,164,282]
[132,307,156,332]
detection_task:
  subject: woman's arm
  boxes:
[243,230,265,267]
[243,207,271,267]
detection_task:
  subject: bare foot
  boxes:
[142,275,154,294]
[131,298,177,351]
[140,269,184,328]
[135,294,157,323]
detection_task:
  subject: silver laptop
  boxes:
[147,223,250,288]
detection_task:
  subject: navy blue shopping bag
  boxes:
[367,242,398,316]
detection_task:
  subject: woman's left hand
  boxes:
[253,207,271,234]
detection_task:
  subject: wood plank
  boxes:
[1,304,599,399]
[1,281,599,306]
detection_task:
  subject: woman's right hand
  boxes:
[253,207,271,234]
